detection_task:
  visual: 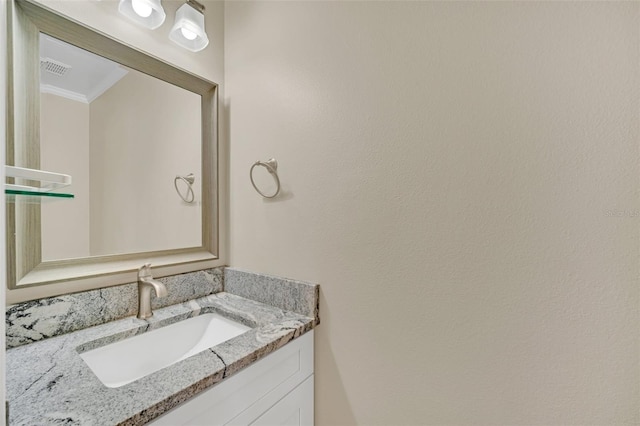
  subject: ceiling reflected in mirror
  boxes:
[40,34,128,104]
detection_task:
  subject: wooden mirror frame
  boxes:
[6,0,220,304]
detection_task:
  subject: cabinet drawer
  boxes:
[151,330,314,426]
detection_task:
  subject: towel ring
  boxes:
[174,173,195,203]
[250,158,281,198]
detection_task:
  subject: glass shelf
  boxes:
[6,189,74,198]
[5,165,74,202]
[6,189,74,203]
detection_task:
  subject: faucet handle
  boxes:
[138,263,152,280]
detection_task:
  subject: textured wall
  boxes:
[225,2,640,424]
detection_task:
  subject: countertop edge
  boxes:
[121,321,315,426]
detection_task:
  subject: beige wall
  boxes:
[89,69,202,256]
[40,93,91,261]
[225,2,640,425]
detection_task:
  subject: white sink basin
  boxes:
[80,313,251,388]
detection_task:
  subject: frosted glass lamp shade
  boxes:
[118,0,166,30]
[169,3,209,52]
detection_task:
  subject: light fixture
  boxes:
[169,0,209,52]
[118,0,166,30]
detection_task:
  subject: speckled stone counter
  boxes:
[6,268,224,348]
[225,268,319,324]
[7,292,317,425]
[6,266,321,426]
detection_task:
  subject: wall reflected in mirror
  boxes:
[38,33,202,261]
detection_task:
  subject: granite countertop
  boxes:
[6,291,317,425]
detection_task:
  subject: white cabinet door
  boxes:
[248,376,314,426]
[150,331,314,426]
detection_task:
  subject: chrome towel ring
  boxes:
[174,173,195,203]
[250,158,281,198]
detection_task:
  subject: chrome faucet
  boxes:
[136,263,167,320]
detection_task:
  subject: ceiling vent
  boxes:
[40,58,71,77]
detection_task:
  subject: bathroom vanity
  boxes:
[5,268,319,425]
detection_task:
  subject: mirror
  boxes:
[39,34,202,260]
[6,0,219,302]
